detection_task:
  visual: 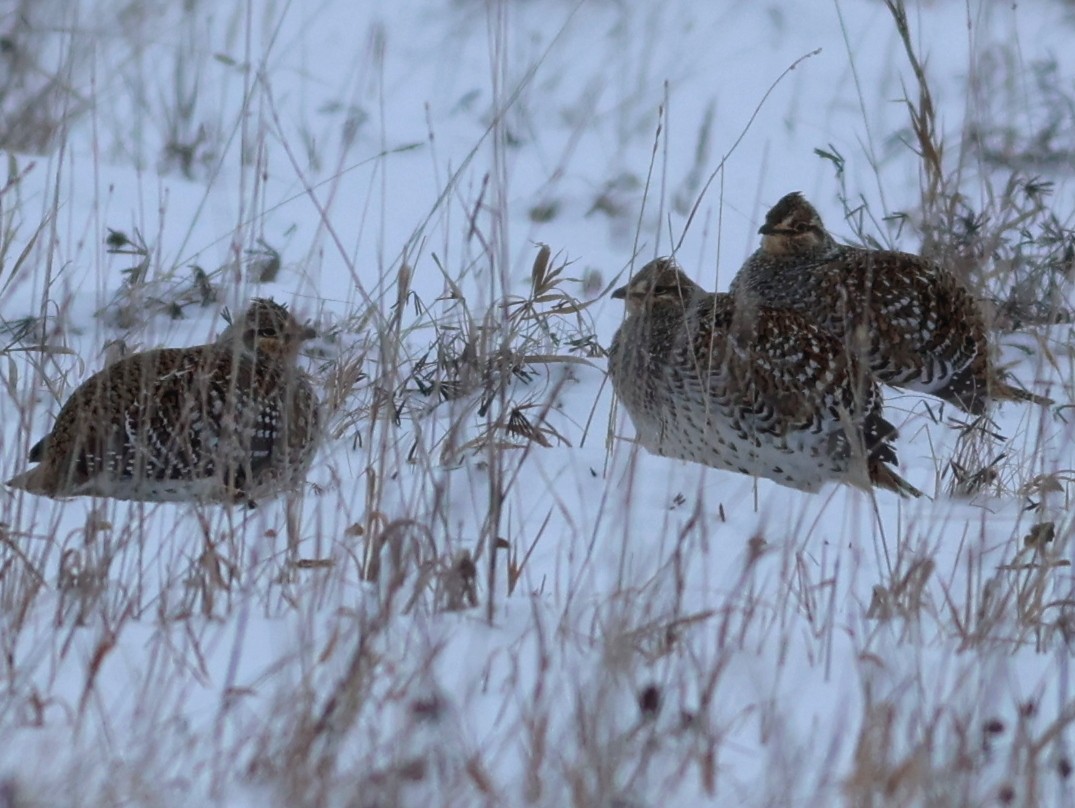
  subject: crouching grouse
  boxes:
[608,258,920,496]
[729,191,1050,414]
[6,299,320,504]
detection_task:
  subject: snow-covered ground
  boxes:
[1,0,1074,804]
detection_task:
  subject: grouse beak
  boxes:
[758,223,775,236]
[611,285,627,300]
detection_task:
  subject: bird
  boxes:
[6,298,320,505]
[728,191,1051,415]
[608,257,920,496]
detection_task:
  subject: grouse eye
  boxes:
[654,284,685,296]
[256,327,279,338]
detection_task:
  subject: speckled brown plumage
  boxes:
[608,258,919,496]
[728,191,1050,415]
[6,299,320,504]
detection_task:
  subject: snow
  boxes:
[0,0,1073,804]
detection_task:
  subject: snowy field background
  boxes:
[0,0,1074,804]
